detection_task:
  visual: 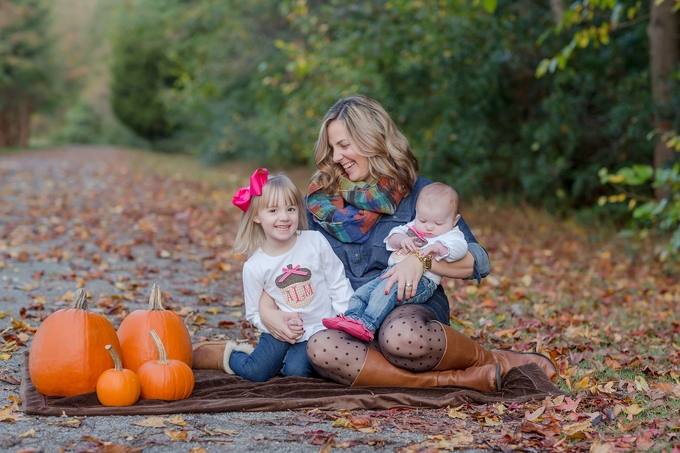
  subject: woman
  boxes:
[195,94,557,391]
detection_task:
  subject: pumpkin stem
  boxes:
[105,344,123,371]
[148,284,165,311]
[148,330,169,364]
[72,288,88,310]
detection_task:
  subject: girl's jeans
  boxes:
[229,333,314,382]
[344,267,437,333]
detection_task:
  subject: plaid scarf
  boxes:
[306,176,404,244]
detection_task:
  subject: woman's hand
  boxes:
[258,291,303,344]
[381,253,423,302]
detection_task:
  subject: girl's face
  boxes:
[254,198,300,251]
[327,120,371,183]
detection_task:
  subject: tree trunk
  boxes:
[648,0,680,200]
[0,109,7,147]
[18,101,31,148]
[0,106,18,148]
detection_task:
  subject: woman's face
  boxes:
[327,120,371,183]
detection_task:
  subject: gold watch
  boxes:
[414,250,432,271]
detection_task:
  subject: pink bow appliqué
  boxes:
[232,168,269,212]
[278,265,308,283]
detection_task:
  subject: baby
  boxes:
[323,182,467,341]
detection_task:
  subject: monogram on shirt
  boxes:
[275,264,315,309]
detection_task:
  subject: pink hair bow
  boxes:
[232,168,268,212]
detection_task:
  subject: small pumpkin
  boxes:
[137,330,194,401]
[28,288,123,397]
[117,284,193,372]
[96,345,141,407]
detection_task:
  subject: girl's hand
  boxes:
[260,308,301,344]
[259,291,300,344]
[381,253,423,302]
[287,315,305,340]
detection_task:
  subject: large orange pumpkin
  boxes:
[28,288,123,397]
[137,330,194,401]
[117,284,192,372]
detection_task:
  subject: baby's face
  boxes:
[413,201,458,238]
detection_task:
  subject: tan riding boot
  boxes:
[351,349,500,392]
[192,341,255,373]
[431,321,559,381]
[192,341,228,370]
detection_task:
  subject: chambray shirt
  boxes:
[306,176,490,324]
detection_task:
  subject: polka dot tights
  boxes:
[306,305,446,385]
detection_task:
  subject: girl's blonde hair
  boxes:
[233,174,308,256]
[311,94,419,195]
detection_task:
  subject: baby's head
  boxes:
[413,183,461,238]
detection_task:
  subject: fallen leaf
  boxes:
[563,420,593,436]
[164,429,187,441]
[635,375,650,392]
[448,405,469,419]
[167,415,186,426]
[622,404,645,416]
[524,405,546,422]
[18,428,35,438]
[134,416,167,428]
[589,441,615,453]
[553,397,581,412]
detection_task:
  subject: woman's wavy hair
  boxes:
[311,94,419,195]
[233,174,308,256]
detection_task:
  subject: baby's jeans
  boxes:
[344,268,436,333]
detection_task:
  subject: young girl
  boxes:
[200,168,353,381]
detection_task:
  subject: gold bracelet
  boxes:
[414,250,432,271]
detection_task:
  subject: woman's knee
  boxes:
[379,305,438,348]
[306,330,334,367]
[306,329,369,385]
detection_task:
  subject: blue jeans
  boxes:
[228,333,314,382]
[344,267,437,333]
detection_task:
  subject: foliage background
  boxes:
[7,0,679,224]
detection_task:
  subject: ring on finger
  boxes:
[405,282,413,288]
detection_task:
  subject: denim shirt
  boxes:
[306,176,490,324]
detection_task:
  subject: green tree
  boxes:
[270,0,653,208]
[107,0,293,159]
[109,3,174,143]
[537,0,680,257]
[0,0,57,147]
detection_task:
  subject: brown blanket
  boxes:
[20,352,566,416]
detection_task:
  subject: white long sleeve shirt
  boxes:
[242,230,352,342]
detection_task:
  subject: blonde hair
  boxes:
[417,182,460,217]
[233,174,308,256]
[311,94,419,195]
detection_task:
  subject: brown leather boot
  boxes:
[351,349,500,392]
[192,341,228,370]
[431,321,559,381]
[192,341,255,373]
